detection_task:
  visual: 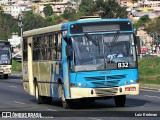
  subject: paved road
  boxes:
[0,76,159,120]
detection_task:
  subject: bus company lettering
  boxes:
[100,71,111,74]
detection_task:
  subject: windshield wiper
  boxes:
[84,33,99,46]
[103,31,120,68]
[105,31,120,47]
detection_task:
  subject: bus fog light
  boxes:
[78,83,82,87]
[125,81,128,85]
[130,80,134,83]
[119,88,122,92]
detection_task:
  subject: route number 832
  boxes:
[117,62,129,68]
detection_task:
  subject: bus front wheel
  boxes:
[114,95,126,107]
[35,85,46,104]
[4,74,8,79]
[58,84,70,109]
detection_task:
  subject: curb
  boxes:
[140,84,160,92]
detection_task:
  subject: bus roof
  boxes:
[23,24,62,37]
[62,18,132,30]
[23,18,132,37]
[63,18,132,26]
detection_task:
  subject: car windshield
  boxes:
[0,46,11,64]
[71,33,137,71]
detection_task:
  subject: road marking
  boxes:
[14,101,25,105]
[88,117,103,120]
[126,104,135,107]
[144,95,160,99]
[139,106,144,108]
[47,109,58,111]
[9,86,17,88]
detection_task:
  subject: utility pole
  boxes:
[18,13,23,62]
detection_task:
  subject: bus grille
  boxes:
[92,80,120,87]
[94,87,118,96]
[85,75,126,88]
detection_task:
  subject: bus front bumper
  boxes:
[70,84,139,99]
[0,65,12,75]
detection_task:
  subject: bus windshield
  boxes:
[0,46,11,64]
[71,33,137,71]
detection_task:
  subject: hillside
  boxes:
[138,58,160,85]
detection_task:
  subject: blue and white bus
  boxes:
[23,17,139,109]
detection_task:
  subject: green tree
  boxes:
[0,13,18,40]
[134,15,150,30]
[146,16,160,33]
[23,11,48,31]
[45,16,55,25]
[52,14,63,24]
[78,0,94,16]
[93,0,128,18]
[62,9,78,21]
[77,0,127,18]
[45,14,63,25]
[43,5,54,17]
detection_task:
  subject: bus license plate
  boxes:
[125,87,136,91]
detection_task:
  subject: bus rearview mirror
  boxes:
[66,45,70,58]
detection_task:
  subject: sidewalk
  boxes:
[11,72,22,77]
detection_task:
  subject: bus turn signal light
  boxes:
[70,83,75,87]
[136,79,139,83]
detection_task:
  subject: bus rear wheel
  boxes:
[4,74,8,79]
[114,95,126,107]
[35,85,46,104]
[58,84,70,109]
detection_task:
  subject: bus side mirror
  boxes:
[66,45,70,58]
[134,35,138,45]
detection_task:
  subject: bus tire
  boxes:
[45,97,52,104]
[4,74,8,79]
[58,84,70,109]
[114,95,126,107]
[35,85,45,104]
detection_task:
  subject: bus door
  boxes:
[55,33,61,76]
[53,33,63,97]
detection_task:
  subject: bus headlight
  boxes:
[78,83,82,87]
[130,80,134,83]
[2,61,8,64]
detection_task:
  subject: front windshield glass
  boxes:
[72,33,137,71]
[0,46,11,64]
